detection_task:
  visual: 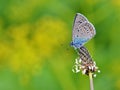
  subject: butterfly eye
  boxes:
[78,30,79,32]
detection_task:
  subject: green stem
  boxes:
[89,72,94,90]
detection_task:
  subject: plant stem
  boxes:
[89,72,94,90]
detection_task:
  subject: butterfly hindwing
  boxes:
[76,21,96,40]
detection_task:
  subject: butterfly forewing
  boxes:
[72,13,88,41]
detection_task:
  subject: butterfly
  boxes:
[71,13,96,49]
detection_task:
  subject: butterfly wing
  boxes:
[72,13,88,41]
[77,21,96,40]
[72,21,96,48]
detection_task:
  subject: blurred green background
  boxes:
[0,0,120,90]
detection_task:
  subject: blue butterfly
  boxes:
[71,13,96,49]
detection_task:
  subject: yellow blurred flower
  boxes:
[32,16,69,58]
[4,16,68,85]
[0,43,11,67]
